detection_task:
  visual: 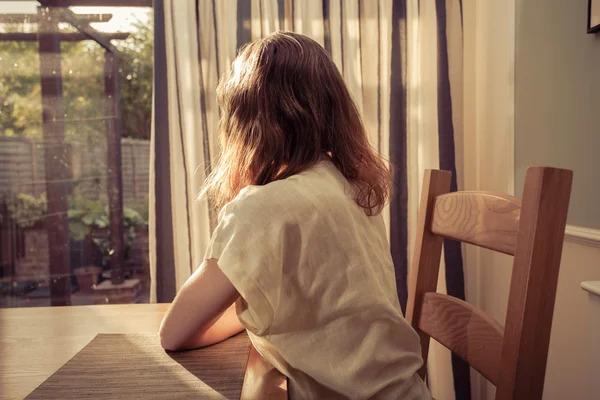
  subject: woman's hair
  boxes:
[201,31,391,216]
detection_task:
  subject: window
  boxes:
[0,1,153,307]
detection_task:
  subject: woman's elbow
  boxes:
[160,337,178,352]
[159,324,183,351]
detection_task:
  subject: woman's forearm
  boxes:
[175,302,246,350]
[159,259,243,351]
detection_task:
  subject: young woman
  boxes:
[159,31,431,399]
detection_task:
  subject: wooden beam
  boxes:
[0,32,130,42]
[104,51,125,285]
[38,7,72,306]
[58,9,118,52]
[0,13,113,24]
[39,0,152,7]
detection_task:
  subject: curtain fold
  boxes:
[403,1,468,398]
[435,0,470,398]
[151,0,469,397]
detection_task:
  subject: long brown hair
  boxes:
[201,31,391,216]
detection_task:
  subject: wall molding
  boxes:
[581,281,600,297]
[565,225,600,248]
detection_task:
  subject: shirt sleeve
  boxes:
[204,198,278,335]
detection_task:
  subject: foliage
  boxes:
[115,13,154,140]
[0,10,153,140]
[0,35,42,138]
[1,10,153,270]
[67,196,110,241]
[126,195,149,223]
[3,192,148,264]
[68,196,147,266]
[2,192,47,228]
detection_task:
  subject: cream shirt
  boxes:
[205,157,431,399]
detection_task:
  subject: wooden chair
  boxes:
[406,167,573,400]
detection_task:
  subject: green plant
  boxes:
[1,9,153,140]
[3,192,148,268]
[67,196,147,266]
[2,192,47,228]
[67,197,109,240]
[126,196,149,223]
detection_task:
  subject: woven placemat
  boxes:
[25,332,251,400]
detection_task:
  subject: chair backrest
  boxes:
[405,167,572,400]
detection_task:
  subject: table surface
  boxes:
[0,303,287,400]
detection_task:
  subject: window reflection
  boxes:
[0,3,152,307]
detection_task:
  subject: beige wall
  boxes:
[462,1,600,399]
[462,1,515,398]
[545,241,600,400]
[514,0,600,229]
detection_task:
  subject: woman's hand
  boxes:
[159,258,245,351]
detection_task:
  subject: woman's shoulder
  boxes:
[222,161,339,221]
[226,178,305,215]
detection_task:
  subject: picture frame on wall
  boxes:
[589,0,600,33]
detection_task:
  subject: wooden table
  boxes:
[0,304,287,400]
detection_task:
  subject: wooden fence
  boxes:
[0,136,149,202]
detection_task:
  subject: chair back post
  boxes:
[405,169,452,378]
[496,167,572,400]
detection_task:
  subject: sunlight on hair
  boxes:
[200,31,391,216]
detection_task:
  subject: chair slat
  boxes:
[431,192,521,255]
[417,292,504,384]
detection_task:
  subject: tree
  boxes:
[0,33,42,138]
[116,12,153,140]
[0,10,153,141]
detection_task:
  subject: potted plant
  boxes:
[2,192,105,291]
[3,192,148,293]
[68,196,148,290]
[67,197,107,292]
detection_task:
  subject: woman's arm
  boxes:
[159,258,245,351]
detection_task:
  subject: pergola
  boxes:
[1,0,151,305]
